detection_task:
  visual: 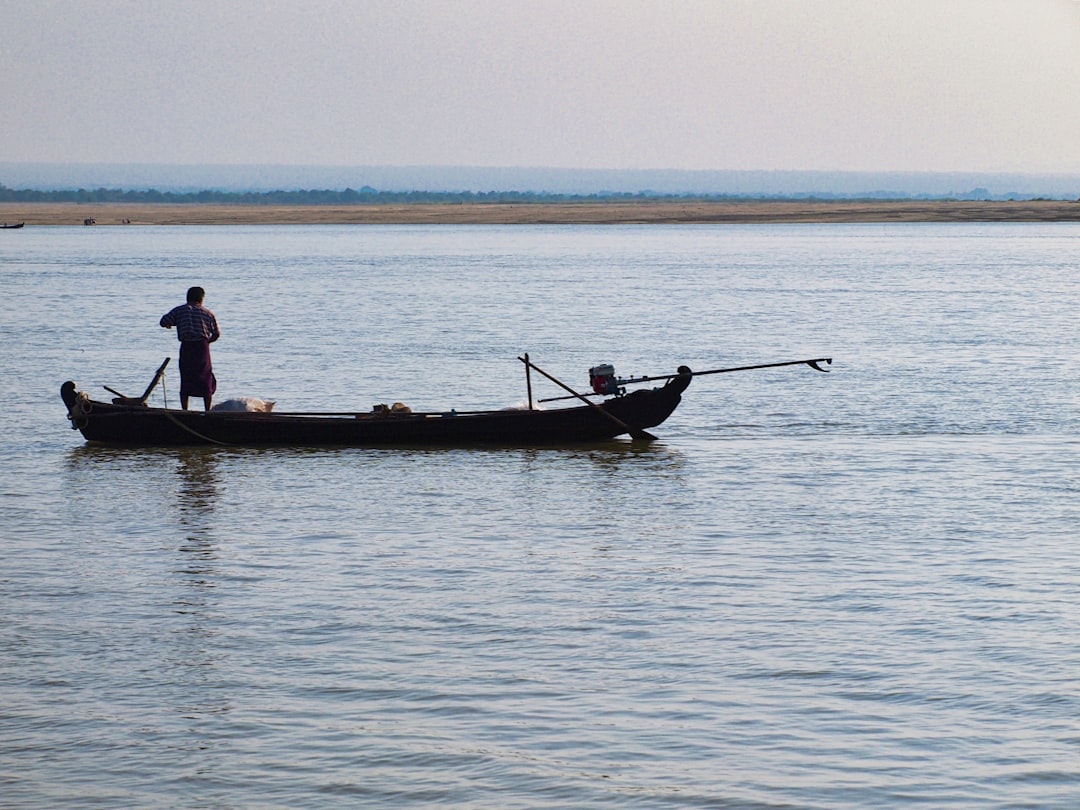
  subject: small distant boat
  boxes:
[1,222,24,229]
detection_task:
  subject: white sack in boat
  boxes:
[211,397,276,413]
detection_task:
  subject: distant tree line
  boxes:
[0,183,946,205]
[0,183,767,205]
[1,182,1070,204]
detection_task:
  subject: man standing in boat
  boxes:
[160,286,220,411]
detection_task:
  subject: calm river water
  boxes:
[1,223,1079,808]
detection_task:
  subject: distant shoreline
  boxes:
[3,200,1080,226]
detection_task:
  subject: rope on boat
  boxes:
[67,394,91,430]
[163,411,229,446]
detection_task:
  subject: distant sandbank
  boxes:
[3,200,1080,227]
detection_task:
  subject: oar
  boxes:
[137,357,171,404]
[517,356,657,441]
[538,357,832,403]
[103,357,172,405]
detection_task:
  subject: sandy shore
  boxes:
[3,200,1080,226]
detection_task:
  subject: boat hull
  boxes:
[60,373,691,447]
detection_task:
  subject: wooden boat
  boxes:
[60,358,694,447]
[60,354,831,448]
[1,222,25,229]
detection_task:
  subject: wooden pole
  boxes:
[524,352,534,410]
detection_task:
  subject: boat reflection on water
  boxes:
[173,448,220,529]
[65,444,223,531]
[63,440,689,524]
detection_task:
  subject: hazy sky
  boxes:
[4,0,1079,173]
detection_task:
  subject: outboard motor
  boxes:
[589,363,621,396]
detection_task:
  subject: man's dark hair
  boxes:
[186,286,205,304]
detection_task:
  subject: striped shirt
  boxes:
[160,303,220,342]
